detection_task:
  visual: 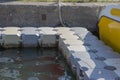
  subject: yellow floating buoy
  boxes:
[98,5,120,53]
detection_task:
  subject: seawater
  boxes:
[0,48,76,80]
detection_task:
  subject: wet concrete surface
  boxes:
[0,48,75,80]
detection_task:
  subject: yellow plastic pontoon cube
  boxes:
[98,5,120,52]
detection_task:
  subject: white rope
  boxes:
[58,0,66,27]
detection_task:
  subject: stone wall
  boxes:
[0,3,59,27]
[0,2,119,32]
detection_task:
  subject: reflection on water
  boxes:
[0,48,75,80]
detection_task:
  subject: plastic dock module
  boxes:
[0,26,119,80]
[57,27,120,80]
[0,28,3,45]
[104,59,120,77]
[21,27,39,47]
[71,27,93,41]
[38,27,58,47]
[2,27,21,48]
[60,39,83,46]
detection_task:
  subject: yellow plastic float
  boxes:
[98,5,120,53]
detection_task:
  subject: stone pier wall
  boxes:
[0,2,119,31]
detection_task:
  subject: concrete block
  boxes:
[2,27,21,48]
[21,27,39,47]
